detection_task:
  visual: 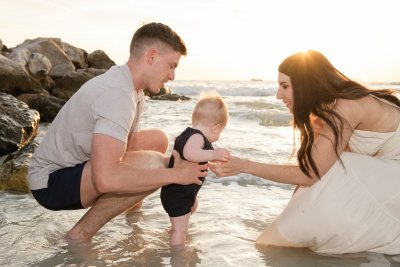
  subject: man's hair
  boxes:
[130,22,187,58]
[192,91,229,127]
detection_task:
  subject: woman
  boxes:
[212,50,400,254]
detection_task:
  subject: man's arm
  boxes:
[90,133,205,194]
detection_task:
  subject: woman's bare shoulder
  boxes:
[335,96,370,108]
[334,97,370,127]
[335,98,362,114]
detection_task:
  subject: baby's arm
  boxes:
[183,134,230,163]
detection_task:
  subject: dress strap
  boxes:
[369,94,400,109]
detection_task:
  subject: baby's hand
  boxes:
[212,148,231,161]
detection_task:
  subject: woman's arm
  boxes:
[212,156,318,186]
[213,99,361,186]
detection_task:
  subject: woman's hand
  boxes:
[210,156,247,177]
[212,148,231,161]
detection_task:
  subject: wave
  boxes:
[167,80,400,97]
[167,80,278,97]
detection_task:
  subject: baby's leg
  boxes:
[169,213,191,250]
[191,198,198,214]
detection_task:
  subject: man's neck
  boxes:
[127,58,144,92]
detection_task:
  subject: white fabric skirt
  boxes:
[274,152,400,254]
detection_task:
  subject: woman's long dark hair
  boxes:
[279,50,400,178]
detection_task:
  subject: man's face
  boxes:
[147,48,182,94]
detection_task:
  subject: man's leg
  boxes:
[67,129,169,240]
[124,128,170,210]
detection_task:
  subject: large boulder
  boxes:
[0,93,40,155]
[144,87,190,101]
[28,52,52,78]
[6,48,52,78]
[144,86,172,97]
[17,93,65,122]
[52,69,95,100]
[15,38,75,77]
[0,38,8,53]
[58,41,88,69]
[5,47,31,66]
[88,50,115,69]
[151,93,191,101]
[0,139,38,192]
[0,55,45,96]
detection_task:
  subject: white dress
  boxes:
[270,111,400,254]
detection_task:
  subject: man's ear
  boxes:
[145,48,157,65]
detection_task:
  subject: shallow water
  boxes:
[1,81,400,266]
[1,184,400,267]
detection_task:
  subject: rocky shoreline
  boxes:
[0,37,189,192]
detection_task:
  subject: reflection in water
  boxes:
[3,187,400,266]
[30,210,202,266]
[170,248,202,267]
[258,246,400,267]
[31,238,103,266]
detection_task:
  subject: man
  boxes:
[28,22,205,240]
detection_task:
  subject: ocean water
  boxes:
[1,80,400,267]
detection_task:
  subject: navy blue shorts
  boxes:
[31,162,86,211]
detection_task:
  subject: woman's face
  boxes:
[277,72,294,113]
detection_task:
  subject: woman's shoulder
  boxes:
[334,97,366,115]
[334,97,373,128]
[335,96,398,131]
[335,96,370,106]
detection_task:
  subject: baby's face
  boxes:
[208,125,225,143]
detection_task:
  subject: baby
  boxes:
[161,92,230,249]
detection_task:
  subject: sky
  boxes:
[1,0,400,82]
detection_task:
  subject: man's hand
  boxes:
[172,150,206,185]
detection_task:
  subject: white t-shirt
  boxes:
[28,64,145,190]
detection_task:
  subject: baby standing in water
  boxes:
[161,92,230,249]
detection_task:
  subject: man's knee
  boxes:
[129,129,169,153]
[124,150,168,169]
[148,129,169,153]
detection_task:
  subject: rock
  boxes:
[15,38,75,77]
[41,75,56,92]
[0,55,45,96]
[0,38,8,53]
[0,139,38,192]
[144,87,190,101]
[52,69,95,100]
[58,41,88,69]
[0,93,40,155]
[17,93,65,122]
[6,49,52,78]
[5,48,31,66]
[87,50,115,69]
[151,93,191,101]
[85,67,107,76]
[28,52,52,78]
[145,86,172,98]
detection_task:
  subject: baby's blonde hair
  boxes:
[192,91,229,127]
